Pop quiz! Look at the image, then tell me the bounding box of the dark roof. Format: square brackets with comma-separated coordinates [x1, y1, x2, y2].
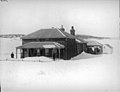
[16, 42, 65, 49]
[22, 28, 76, 39]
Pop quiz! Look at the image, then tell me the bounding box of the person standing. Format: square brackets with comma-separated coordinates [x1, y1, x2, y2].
[52, 49, 57, 61]
[11, 52, 14, 58]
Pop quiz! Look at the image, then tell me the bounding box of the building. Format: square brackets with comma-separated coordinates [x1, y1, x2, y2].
[103, 44, 113, 54]
[16, 26, 85, 60]
[84, 40, 103, 54]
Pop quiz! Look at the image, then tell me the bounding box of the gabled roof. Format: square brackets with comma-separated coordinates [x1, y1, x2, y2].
[16, 42, 65, 49]
[22, 28, 76, 39]
[86, 41, 103, 46]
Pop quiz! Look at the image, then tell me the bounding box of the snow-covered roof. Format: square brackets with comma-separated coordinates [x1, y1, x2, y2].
[86, 41, 103, 46]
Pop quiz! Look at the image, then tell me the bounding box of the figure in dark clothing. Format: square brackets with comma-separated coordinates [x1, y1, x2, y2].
[52, 49, 57, 61]
[11, 52, 14, 58]
[53, 53, 56, 61]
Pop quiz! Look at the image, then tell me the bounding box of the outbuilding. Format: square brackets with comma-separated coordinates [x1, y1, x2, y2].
[103, 44, 113, 54]
[85, 41, 103, 54]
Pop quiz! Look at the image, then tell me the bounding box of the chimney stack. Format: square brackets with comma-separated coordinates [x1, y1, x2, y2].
[70, 26, 75, 35]
[60, 25, 65, 31]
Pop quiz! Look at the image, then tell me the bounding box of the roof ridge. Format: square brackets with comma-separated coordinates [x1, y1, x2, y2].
[56, 28, 66, 37]
[22, 28, 77, 39]
[60, 30, 77, 39]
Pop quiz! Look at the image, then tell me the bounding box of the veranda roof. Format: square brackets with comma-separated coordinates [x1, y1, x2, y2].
[16, 42, 65, 49]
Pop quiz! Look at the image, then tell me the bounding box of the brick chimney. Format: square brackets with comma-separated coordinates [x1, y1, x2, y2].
[70, 26, 75, 35]
[60, 25, 65, 31]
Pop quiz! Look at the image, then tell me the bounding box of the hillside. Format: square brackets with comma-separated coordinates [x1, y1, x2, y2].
[0, 34, 25, 38]
[76, 34, 111, 39]
[0, 33, 112, 40]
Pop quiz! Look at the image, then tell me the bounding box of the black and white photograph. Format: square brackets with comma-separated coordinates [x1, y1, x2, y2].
[0, 0, 120, 92]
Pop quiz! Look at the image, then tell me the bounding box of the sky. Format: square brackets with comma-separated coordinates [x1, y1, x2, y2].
[0, 0, 119, 37]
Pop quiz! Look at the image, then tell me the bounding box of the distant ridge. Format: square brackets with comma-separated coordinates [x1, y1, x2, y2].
[0, 34, 112, 39]
[76, 34, 111, 39]
[0, 34, 25, 38]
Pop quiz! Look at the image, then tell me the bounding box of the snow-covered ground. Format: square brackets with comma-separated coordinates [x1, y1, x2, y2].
[0, 38, 22, 60]
[0, 38, 120, 92]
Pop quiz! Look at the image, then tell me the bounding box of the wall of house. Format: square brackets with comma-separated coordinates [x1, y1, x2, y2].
[77, 43, 84, 54]
[85, 45, 103, 54]
[66, 38, 77, 59]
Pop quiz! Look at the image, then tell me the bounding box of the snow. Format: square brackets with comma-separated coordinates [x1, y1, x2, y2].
[23, 56, 53, 62]
[71, 52, 102, 60]
[0, 38, 22, 60]
[103, 44, 113, 54]
[0, 38, 120, 92]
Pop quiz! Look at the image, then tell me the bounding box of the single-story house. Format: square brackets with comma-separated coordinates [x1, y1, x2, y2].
[16, 26, 85, 60]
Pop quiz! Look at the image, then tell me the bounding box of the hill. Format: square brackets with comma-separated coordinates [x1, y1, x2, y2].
[76, 34, 111, 39]
[0, 34, 25, 38]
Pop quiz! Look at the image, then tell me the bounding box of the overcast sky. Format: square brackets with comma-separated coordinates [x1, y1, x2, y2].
[0, 0, 119, 37]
